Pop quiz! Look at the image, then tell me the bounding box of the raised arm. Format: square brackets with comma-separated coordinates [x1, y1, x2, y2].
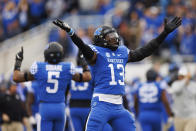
[53, 19, 97, 64]
[128, 16, 181, 62]
[13, 47, 34, 83]
[72, 53, 91, 82]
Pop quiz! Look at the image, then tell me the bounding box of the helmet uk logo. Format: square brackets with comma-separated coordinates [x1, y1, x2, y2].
[106, 52, 110, 57]
[94, 27, 102, 35]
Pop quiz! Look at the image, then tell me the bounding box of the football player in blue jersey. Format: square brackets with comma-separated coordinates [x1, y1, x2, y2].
[134, 69, 174, 131]
[67, 51, 112, 131]
[26, 81, 41, 131]
[67, 51, 94, 131]
[13, 42, 91, 131]
[53, 16, 181, 131]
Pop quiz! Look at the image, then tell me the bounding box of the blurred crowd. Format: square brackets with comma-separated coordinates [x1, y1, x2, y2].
[0, 0, 120, 42]
[47, 0, 196, 62]
[0, 0, 195, 62]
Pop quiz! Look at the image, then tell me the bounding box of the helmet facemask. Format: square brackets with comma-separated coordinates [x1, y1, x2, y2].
[93, 26, 120, 51]
[104, 32, 120, 51]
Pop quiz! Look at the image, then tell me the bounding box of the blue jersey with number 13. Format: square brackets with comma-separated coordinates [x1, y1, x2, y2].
[89, 45, 129, 95]
[70, 66, 93, 100]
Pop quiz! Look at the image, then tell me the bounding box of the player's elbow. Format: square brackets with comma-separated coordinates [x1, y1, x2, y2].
[13, 71, 21, 83]
[82, 72, 92, 82]
[13, 75, 20, 83]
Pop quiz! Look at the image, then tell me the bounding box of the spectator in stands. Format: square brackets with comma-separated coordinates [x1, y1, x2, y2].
[180, 24, 196, 59]
[111, 7, 124, 28]
[13, 0, 20, 5]
[77, 28, 92, 45]
[86, 26, 95, 40]
[45, 0, 65, 19]
[167, 66, 196, 131]
[78, 0, 97, 14]
[2, 1, 21, 38]
[0, 80, 32, 131]
[140, 7, 160, 47]
[66, 0, 79, 14]
[28, 0, 46, 27]
[165, 4, 175, 18]
[96, 0, 114, 14]
[18, 0, 29, 31]
[126, 11, 142, 50]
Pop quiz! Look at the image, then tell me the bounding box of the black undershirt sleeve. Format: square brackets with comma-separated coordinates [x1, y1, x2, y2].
[128, 31, 168, 62]
[70, 33, 95, 61]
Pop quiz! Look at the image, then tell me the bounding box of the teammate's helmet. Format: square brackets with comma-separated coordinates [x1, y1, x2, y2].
[146, 69, 158, 82]
[44, 42, 64, 64]
[93, 26, 120, 51]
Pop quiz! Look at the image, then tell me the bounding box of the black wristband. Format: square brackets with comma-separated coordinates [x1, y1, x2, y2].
[24, 72, 28, 81]
[83, 68, 90, 72]
[170, 112, 175, 117]
[14, 60, 22, 71]
[79, 73, 83, 82]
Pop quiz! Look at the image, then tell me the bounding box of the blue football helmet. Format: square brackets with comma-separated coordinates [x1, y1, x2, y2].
[93, 26, 120, 51]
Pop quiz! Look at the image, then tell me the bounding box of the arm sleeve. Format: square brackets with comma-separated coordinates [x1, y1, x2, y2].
[128, 31, 168, 62]
[167, 79, 186, 94]
[70, 33, 95, 60]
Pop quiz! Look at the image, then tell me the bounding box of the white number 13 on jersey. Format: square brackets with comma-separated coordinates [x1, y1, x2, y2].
[108, 64, 125, 85]
[46, 72, 60, 93]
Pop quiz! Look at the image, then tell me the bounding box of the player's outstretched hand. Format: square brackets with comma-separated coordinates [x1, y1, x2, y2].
[53, 19, 71, 33]
[16, 46, 23, 62]
[164, 16, 182, 34]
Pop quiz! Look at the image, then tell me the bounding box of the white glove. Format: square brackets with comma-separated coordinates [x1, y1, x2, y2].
[29, 116, 36, 125]
[167, 116, 174, 128]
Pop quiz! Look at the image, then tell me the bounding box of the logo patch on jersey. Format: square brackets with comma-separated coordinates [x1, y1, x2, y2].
[117, 54, 121, 56]
[112, 53, 115, 56]
[106, 52, 110, 57]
